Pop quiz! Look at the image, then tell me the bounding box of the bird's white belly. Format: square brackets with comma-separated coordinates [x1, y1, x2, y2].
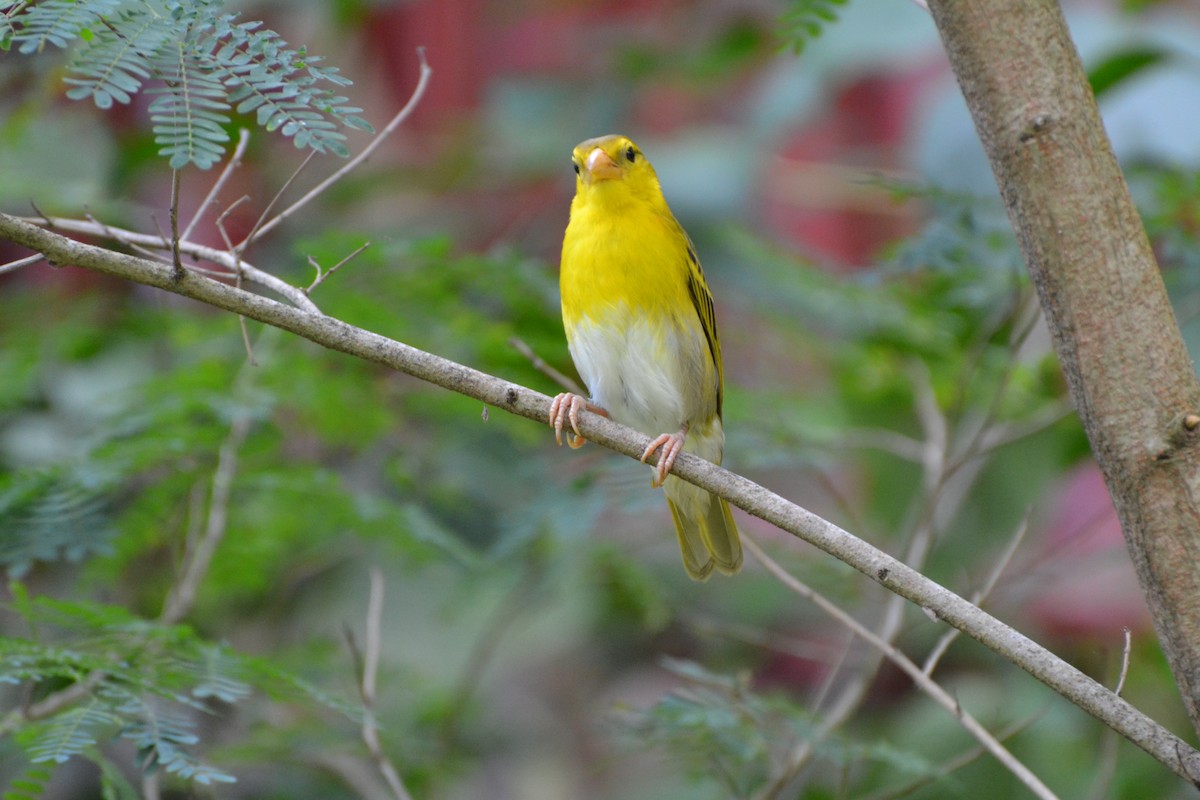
[568, 309, 706, 437]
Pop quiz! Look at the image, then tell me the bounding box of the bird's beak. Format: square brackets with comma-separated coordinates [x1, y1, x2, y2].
[583, 147, 621, 183]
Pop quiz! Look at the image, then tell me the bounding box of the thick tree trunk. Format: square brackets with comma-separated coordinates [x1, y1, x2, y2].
[927, 0, 1200, 735]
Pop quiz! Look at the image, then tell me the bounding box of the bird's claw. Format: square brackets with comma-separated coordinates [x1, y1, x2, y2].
[549, 392, 588, 449]
[641, 429, 687, 488]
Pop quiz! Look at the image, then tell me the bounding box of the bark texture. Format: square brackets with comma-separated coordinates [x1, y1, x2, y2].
[927, 0, 1200, 735]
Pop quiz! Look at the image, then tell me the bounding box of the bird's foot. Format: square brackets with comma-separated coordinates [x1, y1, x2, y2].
[549, 393, 608, 449]
[641, 425, 688, 488]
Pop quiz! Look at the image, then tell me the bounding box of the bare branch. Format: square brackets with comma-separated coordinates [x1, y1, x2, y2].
[922, 513, 1029, 676]
[23, 215, 319, 313]
[745, 536, 1059, 800]
[837, 428, 926, 462]
[778, 360, 960, 784]
[1116, 628, 1132, 698]
[1, 210, 1198, 784]
[0, 253, 43, 275]
[160, 410, 253, 624]
[352, 567, 414, 800]
[306, 241, 371, 296]
[182, 128, 251, 243]
[245, 49, 434, 246]
[216, 201, 259, 364]
[236, 150, 318, 255]
[169, 169, 184, 278]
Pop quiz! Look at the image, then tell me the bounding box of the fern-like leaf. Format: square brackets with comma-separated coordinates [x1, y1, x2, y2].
[0, 639, 98, 686]
[116, 696, 235, 785]
[1, 3, 28, 52]
[0, 466, 119, 578]
[10, 0, 123, 54]
[780, 0, 850, 55]
[7, 0, 373, 168]
[186, 644, 251, 704]
[149, 31, 232, 169]
[63, 6, 175, 109]
[26, 695, 119, 765]
[217, 26, 360, 157]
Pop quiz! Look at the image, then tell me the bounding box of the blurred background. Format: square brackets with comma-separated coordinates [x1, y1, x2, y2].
[2, 0, 1200, 797]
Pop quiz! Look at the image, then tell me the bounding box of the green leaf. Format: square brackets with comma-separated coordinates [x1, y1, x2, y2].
[0, 465, 121, 578]
[7, 0, 372, 167]
[26, 695, 119, 764]
[1088, 46, 1168, 97]
[780, 0, 850, 55]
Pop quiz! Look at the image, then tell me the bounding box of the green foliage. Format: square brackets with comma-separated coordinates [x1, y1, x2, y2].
[617, 659, 933, 797]
[1087, 46, 1168, 97]
[2, 595, 232, 783]
[0, 585, 362, 787]
[780, 0, 850, 55]
[0, 465, 119, 578]
[1, 764, 53, 800]
[6, 0, 372, 168]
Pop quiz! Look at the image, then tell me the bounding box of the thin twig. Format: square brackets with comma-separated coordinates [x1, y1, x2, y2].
[441, 562, 542, 748]
[244, 48, 433, 247]
[169, 169, 184, 279]
[216, 202, 258, 364]
[159, 411, 253, 624]
[235, 150, 318, 255]
[181, 128, 251, 243]
[774, 361, 957, 787]
[944, 292, 1045, 478]
[973, 401, 1075, 454]
[508, 336, 585, 395]
[744, 535, 1059, 800]
[24, 214, 319, 312]
[348, 568, 414, 800]
[922, 513, 1029, 676]
[838, 428, 927, 462]
[0, 253, 43, 275]
[1086, 628, 1135, 800]
[84, 211, 171, 266]
[1115, 627, 1132, 698]
[306, 241, 371, 296]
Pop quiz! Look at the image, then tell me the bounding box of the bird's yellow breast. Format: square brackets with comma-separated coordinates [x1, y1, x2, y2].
[560, 189, 691, 328]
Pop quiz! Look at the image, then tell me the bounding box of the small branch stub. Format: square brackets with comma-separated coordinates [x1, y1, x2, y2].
[1018, 113, 1053, 144]
[1156, 411, 1200, 460]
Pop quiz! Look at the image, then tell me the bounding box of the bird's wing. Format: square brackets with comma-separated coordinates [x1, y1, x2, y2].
[681, 234, 723, 417]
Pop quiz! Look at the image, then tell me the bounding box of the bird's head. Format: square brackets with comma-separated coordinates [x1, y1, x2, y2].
[570, 135, 664, 208]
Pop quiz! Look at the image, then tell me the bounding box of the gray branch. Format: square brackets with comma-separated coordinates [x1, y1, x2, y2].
[2, 210, 1197, 786]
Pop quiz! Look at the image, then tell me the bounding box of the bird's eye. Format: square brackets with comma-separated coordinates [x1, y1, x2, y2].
[626, 146, 636, 163]
[573, 161, 580, 175]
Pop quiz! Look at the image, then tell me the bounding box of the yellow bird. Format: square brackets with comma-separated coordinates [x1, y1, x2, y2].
[549, 134, 742, 581]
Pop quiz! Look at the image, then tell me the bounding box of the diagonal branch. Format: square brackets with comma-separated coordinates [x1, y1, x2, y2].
[160, 409, 253, 625]
[20, 214, 319, 313]
[0, 210, 1198, 786]
[744, 536, 1058, 800]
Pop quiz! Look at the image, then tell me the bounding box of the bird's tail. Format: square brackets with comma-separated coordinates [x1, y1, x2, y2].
[666, 488, 742, 582]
